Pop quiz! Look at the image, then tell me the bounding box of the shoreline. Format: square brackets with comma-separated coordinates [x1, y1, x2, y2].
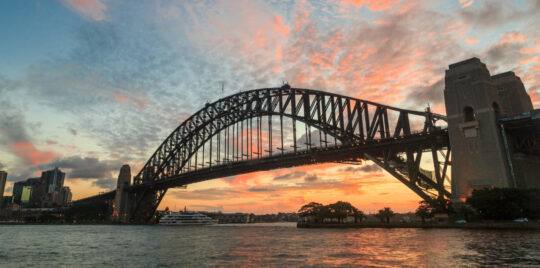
[297, 222, 540, 230]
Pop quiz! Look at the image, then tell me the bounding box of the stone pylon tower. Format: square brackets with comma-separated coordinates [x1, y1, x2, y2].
[112, 164, 131, 223]
[444, 58, 533, 202]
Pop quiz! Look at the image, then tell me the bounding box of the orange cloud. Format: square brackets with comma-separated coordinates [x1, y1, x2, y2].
[529, 89, 539, 105]
[520, 56, 538, 65]
[341, 0, 402, 11]
[114, 92, 126, 103]
[11, 142, 57, 165]
[60, 0, 107, 21]
[500, 32, 525, 44]
[275, 45, 282, 61]
[273, 16, 290, 37]
[520, 47, 535, 54]
[465, 38, 479, 44]
[461, 0, 473, 8]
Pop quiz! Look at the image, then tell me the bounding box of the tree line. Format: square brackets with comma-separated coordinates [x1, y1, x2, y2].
[415, 188, 540, 222]
[298, 201, 397, 223]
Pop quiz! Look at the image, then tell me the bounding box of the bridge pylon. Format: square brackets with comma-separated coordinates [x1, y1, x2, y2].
[444, 57, 534, 202]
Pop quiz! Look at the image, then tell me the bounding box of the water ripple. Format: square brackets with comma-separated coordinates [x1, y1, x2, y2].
[1, 224, 540, 267]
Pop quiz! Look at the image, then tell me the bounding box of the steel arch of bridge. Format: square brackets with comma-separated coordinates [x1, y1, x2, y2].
[130, 85, 451, 222]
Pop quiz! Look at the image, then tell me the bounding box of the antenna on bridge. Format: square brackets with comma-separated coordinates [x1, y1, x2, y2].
[219, 81, 225, 98]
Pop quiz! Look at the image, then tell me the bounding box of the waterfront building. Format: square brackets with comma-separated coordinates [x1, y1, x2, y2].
[12, 181, 24, 204]
[2, 196, 12, 205]
[29, 178, 48, 207]
[0, 171, 6, 210]
[218, 213, 251, 223]
[41, 167, 65, 194]
[1, 196, 12, 210]
[12, 176, 55, 207]
[59, 186, 72, 206]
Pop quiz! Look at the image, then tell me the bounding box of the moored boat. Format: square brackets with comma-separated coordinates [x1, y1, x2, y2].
[159, 211, 217, 225]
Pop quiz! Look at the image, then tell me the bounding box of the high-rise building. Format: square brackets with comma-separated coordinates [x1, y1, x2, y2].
[41, 167, 65, 194]
[29, 178, 48, 207]
[12, 177, 48, 207]
[12, 181, 25, 204]
[21, 186, 32, 205]
[0, 171, 6, 209]
[59, 186, 72, 206]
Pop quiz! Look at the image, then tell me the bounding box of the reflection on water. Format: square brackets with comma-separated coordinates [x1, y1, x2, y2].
[1, 223, 539, 267]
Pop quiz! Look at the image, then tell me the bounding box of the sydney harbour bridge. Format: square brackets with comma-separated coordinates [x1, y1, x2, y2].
[75, 58, 540, 223]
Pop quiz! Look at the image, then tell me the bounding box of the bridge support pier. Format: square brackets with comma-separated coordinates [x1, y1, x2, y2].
[112, 165, 132, 223]
[129, 188, 167, 223]
[444, 58, 534, 202]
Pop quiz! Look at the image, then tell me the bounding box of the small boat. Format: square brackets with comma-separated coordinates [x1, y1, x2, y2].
[159, 211, 217, 225]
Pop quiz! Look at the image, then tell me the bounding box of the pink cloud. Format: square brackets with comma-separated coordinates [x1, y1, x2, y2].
[520, 47, 535, 54]
[500, 32, 525, 44]
[11, 142, 57, 165]
[465, 38, 479, 44]
[114, 92, 126, 103]
[275, 45, 282, 61]
[273, 16, 290, 37]
[60, 0, 107, 21]
[461, 0, 474, 8]
[341, 0, 402, 11]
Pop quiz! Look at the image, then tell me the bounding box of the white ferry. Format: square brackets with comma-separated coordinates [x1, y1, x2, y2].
[159, 211, 217, 225]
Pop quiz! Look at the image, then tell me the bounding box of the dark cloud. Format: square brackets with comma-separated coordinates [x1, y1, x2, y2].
[485, 42, 524, 70]
[340, 164, 381, 174]
[459, 1, 511, 29]
[37, 156, 123, 179]
[0, 109, 30, 144]
[91, 178, 116, 190]
[460, 0, 540, 30]
[273, 171, 307, 181]
[247, 179, 364, 195]
[406, 78, 444, 106]
[248, 187, 276, 192]
[0, 74, 21, 95]
[304, 174, 318, 182]
[68, 128, 78, 136]
[32, 156, 124, 190]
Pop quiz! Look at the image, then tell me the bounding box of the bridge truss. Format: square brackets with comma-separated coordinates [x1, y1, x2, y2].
[129, 85, 452, 222]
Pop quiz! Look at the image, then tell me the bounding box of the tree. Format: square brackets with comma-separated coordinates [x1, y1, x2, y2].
[327, 201, 354, 223]
[376, 207, 395, 223]
[374, 211, 385, 223]
[467, 188, 540, 220]
[299, 202, 325, 222]
[353, 210, 367, 223]
[415, 201, 434, 223]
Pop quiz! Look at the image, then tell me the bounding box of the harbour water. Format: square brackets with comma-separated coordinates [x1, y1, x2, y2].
[1, 223, 540, 267]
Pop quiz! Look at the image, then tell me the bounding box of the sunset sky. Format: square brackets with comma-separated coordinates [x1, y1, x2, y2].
[0, 0, 538, 214]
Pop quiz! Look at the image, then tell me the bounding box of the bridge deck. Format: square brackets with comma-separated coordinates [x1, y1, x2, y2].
[132, 129, 449, 191]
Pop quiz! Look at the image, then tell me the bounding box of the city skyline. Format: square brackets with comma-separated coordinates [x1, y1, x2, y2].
[1, 0, 539, 214]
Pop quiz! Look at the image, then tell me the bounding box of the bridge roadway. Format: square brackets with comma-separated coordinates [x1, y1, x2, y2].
[133, 128, 449, 191]
[74, 129, 449, 205]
